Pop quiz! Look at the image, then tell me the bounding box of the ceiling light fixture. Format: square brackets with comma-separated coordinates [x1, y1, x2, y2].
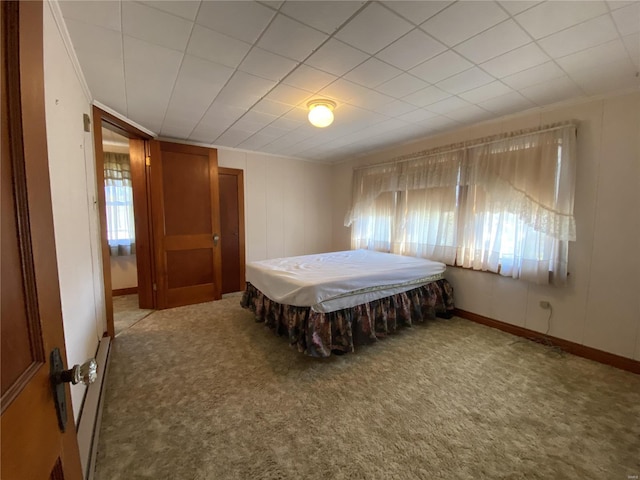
[307, 99, 336, 128]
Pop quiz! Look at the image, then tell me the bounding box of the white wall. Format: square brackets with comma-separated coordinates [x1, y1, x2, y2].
[110, 256, 138, 290]
[218, 150, 333, 262]
[332, 91, 640, 361]
[43, 2, 106, 421]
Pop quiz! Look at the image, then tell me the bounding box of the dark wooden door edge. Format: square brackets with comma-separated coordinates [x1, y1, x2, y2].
[454, 308, 640, 375]
[218, 167, 246, 292]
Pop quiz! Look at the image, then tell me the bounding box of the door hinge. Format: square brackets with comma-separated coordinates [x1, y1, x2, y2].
[145, 156, 151, 166]
[153, 283, 157, 291]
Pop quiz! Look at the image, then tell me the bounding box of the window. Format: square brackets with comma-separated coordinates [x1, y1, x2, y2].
[104, 152, 135, 256]
[347, 124, 576, 285]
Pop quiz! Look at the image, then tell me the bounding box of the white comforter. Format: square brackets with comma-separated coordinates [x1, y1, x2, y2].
[245, 249, 446, 313]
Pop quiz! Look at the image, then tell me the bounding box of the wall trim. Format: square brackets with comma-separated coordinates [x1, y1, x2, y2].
[93, 100, 156, 137]
[112, 287, 138, 297]
[455, 308, 640, 375]
[76, 336, 111, 479]
[47, 0, 92, 103]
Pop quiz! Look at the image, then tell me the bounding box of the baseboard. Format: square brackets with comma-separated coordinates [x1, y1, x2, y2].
[76, 336, 111, 479]
[454, 308, 640, 375]
[112, 287, 137, 296]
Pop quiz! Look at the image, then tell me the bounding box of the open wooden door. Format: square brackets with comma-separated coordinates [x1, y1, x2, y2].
[1, 2, 83, 479]
[149, 141, 222, 309]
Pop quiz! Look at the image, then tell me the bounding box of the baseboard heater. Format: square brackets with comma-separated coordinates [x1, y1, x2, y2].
[76, 336, 111, 479]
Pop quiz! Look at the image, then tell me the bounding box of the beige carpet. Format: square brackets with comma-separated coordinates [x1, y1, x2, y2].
[95, 297, 640, 480]
[112, 294, 153, 336]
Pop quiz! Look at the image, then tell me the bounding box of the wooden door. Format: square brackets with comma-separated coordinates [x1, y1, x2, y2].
[149, 141, 222, 309]
[1, 2, 83, 479]
[219, 168, 246, 294]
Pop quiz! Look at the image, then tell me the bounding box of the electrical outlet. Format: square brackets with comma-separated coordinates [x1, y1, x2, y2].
[539, 301, 551, 309]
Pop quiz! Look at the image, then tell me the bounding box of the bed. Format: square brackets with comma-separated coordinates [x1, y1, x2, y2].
[240, 249, 454, 357]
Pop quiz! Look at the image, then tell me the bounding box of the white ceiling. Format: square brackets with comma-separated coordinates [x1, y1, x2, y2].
[59, 0, 640, 163]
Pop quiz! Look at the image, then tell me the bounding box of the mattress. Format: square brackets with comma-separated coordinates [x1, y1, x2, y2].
[245, 249, 446, 313]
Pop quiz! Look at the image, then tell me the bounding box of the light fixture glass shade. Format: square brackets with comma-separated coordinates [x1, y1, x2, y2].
[307, 100, 336, 128]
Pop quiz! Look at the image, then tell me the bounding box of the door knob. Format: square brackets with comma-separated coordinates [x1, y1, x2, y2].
[50, 348, 97, 432]
[213, 234, 220, 246]
[54, 358, 98, 386]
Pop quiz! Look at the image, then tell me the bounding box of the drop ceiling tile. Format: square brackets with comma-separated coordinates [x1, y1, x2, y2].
[397, 108, 440, 123]
[239, 47, 299, 81]
[567, 58, 638, 94]
[478, 91, 534, 115]
[343, 57, 403, 88]
[454, 20, 530, 64]
[347, 90, 397, 109]
[124, 36, 183, 132]
[270, 115, 305, 131]
[258, 14, 328, 61]
[376, 29, 446, 70]
[607, 1, 636, 10]
[187, 25, 252, 68]
[519, 76, 583, 105]
[556, 39, 630, 74]
[421, 1, 508, 47]
[253, 98, 296, 116]
[215, 128, 255, 147]
[280, 1, 364, 34]
[538, 15, 619, 59]
[402, 86, 451, 107]
[265, 84, 313, 106]
[214, 71, 277, 109]
[436, 67, 494, 94]
[425, 96, 471, 114]
[623, 33, 639, 67]
[196, 1, 276, 44]
[376, 73, 429, 97]
[480, 43, 550, 78]
[371, 99, 418, 117]
[305, 39, 369, 76]
[459, 81, 513, 103]
[258, 124, 291, 139]
[140, 1, 200, 21]
[237, 133, 278, 151]
[59, 1, 121, 31]
[501, 61, 566, 89]
[234, 111, 279, 131]
[445, 104, 492, 123]
[498, 1, 540, 15]
[611, 2, 640, 36]
[64, 19, 127, 113]
[188, 124, 228, 144]
[283, 64, 337, 92]
[122, 2, 193, 52]
[382, 1, 452, 25]
[334, 3, 413, 54]
[162, 55, 235, 135]
[409, 50, 473, 84]
[319, 79, 373, 104]
[515, 1, 609, 40]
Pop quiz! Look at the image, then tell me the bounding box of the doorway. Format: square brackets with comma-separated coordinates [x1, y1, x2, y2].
[92, 107, 154, 338]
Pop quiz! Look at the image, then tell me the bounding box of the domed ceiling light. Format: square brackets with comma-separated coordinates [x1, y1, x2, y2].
[307, 99, 336, 128]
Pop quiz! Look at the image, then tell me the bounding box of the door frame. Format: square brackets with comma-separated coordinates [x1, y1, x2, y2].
[91, 106, 154, 338]
[219, 167, 246, 292]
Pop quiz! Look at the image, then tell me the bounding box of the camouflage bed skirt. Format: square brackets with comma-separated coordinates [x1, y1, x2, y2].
[240, 279, 454, 358]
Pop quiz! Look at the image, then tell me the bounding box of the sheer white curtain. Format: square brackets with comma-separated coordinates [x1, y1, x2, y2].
[348, 151, 462, 264]
[346, 123, 577, 285]
[104, 153, 136, 256]
[457, 126, 576, 283]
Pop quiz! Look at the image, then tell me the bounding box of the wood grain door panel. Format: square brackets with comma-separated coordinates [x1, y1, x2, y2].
[1, 2, 82, 478]
[150, 141, 222, 309]
[218, 168, 245, 294]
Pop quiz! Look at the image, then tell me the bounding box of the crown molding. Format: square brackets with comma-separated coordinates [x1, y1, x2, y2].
[46, 0, 92, 103]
